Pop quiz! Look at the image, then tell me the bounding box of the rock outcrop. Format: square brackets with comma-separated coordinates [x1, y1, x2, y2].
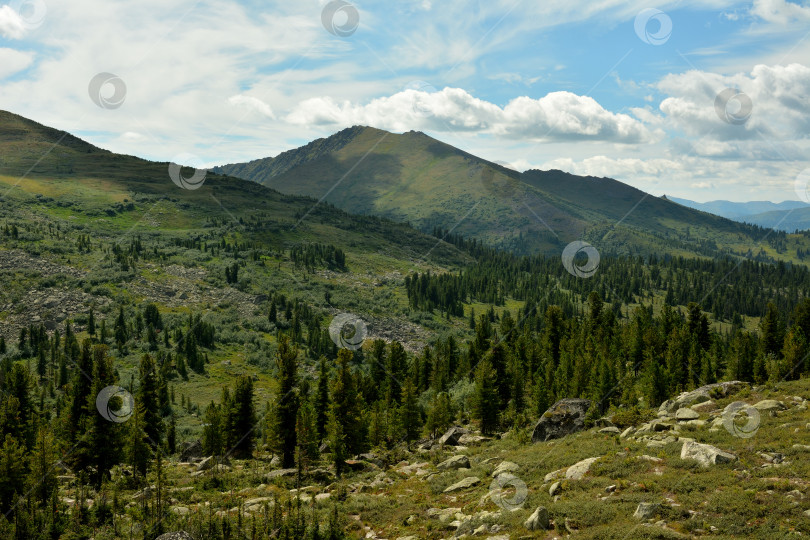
[532, 398, 592, 442]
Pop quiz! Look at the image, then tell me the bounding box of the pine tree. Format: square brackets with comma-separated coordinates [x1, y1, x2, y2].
[226, 375, 256, 459]
[330, 348, 367, 455]
[138, 354, 163, 447]
[295, 399, 319, 469]
[400, 377, 420, 445]
[87, 309, 96, 337]
[0, 434, 26, 514]
[314, 356, 330, 442]
[326, 409, 347, 477]
[274, 336, 299, 467]
[28, 427, 59, 508]
[127, 404, 151, 481]
[472, 358, 498, 435]
[202, 402, 223, 456]
[83, 345, 119, 486]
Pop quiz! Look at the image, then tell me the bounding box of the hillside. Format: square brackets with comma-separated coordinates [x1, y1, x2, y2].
[215, 127, 807, 262]
[669, 197, 810, 232]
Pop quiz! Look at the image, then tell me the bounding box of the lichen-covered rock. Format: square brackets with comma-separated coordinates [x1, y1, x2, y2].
[532, 398, 592, 442]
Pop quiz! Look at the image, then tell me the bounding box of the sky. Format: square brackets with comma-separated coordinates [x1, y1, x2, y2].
[0, 0, 809, 202]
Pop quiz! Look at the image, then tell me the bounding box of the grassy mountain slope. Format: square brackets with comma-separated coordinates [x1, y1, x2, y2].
[215, 127, 810, 262]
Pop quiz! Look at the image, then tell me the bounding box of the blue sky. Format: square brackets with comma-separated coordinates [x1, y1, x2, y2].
[0, 0, 808, 202]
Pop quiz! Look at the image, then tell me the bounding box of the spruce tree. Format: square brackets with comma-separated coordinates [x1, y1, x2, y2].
[472, 358, 498, 435]
[138, 354, 163, 447]
[314, 356, 330, 441]
[400, 377, 420, 445]
[330, 348, 367, 455]
[274, 336, 299, 467]
[226, 375, 256, 459]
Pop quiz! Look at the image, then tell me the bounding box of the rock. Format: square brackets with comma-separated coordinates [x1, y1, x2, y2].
[458, 433, 491, 445]
[266, 468, 297, 479]
[155, 533, 194, 540]
[269, 455, 281, 467]
[659, 381, 748, 414]
[605, 485, 617, 493]
[171, 506, 190, 516]
[792, 444, 810, 451]
[691, 400, 716, 412]
[637, 455, 664, 463]
[565, 456, 600, 480]
[197, 456, 230, 472]
[599, 426, 621, 434]
[344, 459, 377, 471]
[532, 398, 592, 442]
[357, 453, 385, 468]
[524, 506, 549, 530]
[633, 502, 660, 520]
[444, 476, 481, 493]
[315, 493, 331, 502]
[549, 481, 561, 496]
[620, 427, 635, 439]
[179, 440, 203, 461]
[753, 400, 786, 412]
[439, 426, 467, 446]
[680, 440, 736, 467]
[491, 461, 519, 477]
[675, 408, 700, 421]
[437, 455, 471, 470]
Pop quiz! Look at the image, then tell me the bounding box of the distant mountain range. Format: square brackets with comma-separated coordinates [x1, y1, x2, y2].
[215, 126, 803, 261]
[667, 197, 810, 232]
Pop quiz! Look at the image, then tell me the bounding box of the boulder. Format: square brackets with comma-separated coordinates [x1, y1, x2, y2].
[549, 481, 561, 496]
[439, 426, 467, 446]
[599, 426, 621, 434]
[633, 502, 660, 520]
[675, 408, 700, 421]
[532, 398, 592, 442]
[266, 468, 297, 479]
[753, 400, 786, 412]
[491, 461, 519, 477]
[680, 440, 736, 467]
[179, 440, 203, 461]
[197, 456, 230, 472]
[524, 506, 549, 530]
[155, 533, 194, 540]
[565, 456, 600, 480]
[659, 381, 748, 414]
[444, 476, 481, 493]
[437, 455, 471, 470]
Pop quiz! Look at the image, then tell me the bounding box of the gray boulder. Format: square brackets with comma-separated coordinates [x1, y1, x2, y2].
[680, 440, 736, 467]
[633, 502, 660, 520]
[437, 455, 470, 470]
[524, 506, 549, 530]
[179, 440, 203, 461]
[439, 426, 467, 446]
[443, 476, 480, 493]
[532, 398, 592, 442]
[659, 381, 748, 414]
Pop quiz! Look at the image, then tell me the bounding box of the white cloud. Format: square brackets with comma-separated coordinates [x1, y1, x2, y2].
[287, 87, 656, 144]
[750, 0, 810, 24]
[228, 95, 275, 118]
[657, 63, 810, 142]
[0, 5, 25, 39]
[0, 47, 33, 79]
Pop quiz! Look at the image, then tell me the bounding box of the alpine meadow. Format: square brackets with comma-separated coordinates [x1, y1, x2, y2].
[2, 2, 810, 540]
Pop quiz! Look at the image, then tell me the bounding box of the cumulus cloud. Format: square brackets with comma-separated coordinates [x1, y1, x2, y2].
[228, 95, 275, 119]
[750, 0, 810, 24]
[287, 87, 657, 144]
[0, 48, 33, 79]
[657, 63, 810, 142]
[0, 5, 26, 39]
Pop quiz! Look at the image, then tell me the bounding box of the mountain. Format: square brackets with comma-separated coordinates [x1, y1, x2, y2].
[216, 126, 806, 262]
[668, 196, 810, 232]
